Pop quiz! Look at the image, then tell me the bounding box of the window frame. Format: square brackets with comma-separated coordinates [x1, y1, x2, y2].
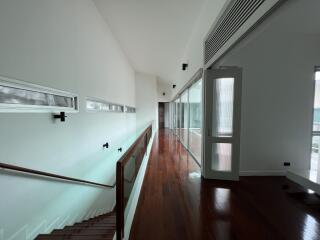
[0, 75, 78, 113]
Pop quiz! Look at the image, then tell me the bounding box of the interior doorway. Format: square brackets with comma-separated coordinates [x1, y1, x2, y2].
[203, 67, 242, 181]
[158, 102, 165, 129]
[311, 68, 320, 175]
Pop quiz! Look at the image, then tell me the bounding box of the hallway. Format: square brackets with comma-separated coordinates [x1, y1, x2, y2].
[130, 129, 320, 240]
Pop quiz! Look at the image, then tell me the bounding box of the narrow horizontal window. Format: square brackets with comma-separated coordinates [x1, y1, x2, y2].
[0, 76, 78, 112]
[124, 106, 136, 113]
[86, 98, 124, 113]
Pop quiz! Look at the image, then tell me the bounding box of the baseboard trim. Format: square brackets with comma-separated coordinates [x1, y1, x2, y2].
[240, 170, 286, 176]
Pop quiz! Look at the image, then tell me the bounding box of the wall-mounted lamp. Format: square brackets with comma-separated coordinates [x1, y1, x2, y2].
[182, 63, 188, 71]
[163, 92, 166, 96]
[172, 84, 176, 89]
[53, 112, 67, 122]
[103, 142, 109, 149]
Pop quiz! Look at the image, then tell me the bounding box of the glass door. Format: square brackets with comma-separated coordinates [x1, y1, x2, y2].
[311, 68, 320, 179]
[203, 67, 242, 180]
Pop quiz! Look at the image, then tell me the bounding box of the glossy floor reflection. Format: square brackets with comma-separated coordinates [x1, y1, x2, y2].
[130, 129, 320, 240]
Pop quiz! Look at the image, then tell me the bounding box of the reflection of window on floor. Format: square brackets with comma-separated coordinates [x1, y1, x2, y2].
[311, 68, 320, 172]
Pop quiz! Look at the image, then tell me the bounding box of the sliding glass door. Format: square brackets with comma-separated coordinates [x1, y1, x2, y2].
[188, 79, 202, 163]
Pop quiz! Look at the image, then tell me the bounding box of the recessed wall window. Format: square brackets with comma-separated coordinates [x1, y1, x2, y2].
[86, 98, 124, 113]
[0, 76, 78, 112]
[124, 106, 136, 113]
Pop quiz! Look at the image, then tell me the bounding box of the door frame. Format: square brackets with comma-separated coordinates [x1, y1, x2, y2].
[202, 66, 242, 180]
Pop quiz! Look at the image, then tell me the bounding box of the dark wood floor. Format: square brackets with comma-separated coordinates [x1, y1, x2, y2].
[130, 129, 320, 240]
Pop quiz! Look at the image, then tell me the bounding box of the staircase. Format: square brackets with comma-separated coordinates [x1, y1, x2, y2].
[35, 211, 116, 240]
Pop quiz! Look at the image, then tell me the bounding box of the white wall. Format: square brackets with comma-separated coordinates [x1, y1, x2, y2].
[172, 0, 227, 97]
[157, 79, 172, 102]
[135, 73, 158, 130]
[215, 0, 320, 175]
[0, 0, 137, 239]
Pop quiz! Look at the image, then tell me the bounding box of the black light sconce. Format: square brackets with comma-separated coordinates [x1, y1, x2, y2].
[103, 142, 109, 149]
[53, 112, 67, 122]
[162, 92, 166, 96]
[182, 63, 188, 71]
[118, 147, 122, 152]
[172, 84, 176, 89]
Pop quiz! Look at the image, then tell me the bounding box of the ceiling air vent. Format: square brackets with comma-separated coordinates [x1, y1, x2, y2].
[205, 0, 265, 65]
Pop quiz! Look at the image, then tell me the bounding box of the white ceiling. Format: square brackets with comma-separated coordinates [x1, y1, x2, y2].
[93, 0, 208, 83]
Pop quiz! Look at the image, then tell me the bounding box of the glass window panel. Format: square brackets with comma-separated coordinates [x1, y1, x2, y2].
[313, 80, 320, 131]
[212, 78, 234, 137]
[211, 143, 232, 171]
[175, 98, 180, 137]
[312, 74, 320, 172]
[86, 99, 124, 113]
[315, 71, 320, 81]
[0, 85, 74, 108]
[180, 90, 189, 147]
[188, 79, 202, 163]
[311, 136, 320, 172]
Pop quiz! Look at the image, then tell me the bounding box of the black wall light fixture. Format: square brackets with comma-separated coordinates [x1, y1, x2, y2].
[182, 63, 188, 71]
[53, 112, 67, 122]
[103, 142, 109, 149]
[163, 92, 166, 96]
[172, 84, 176, 89]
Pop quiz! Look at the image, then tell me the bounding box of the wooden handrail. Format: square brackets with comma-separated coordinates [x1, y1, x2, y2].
[0, 162, 115, 188]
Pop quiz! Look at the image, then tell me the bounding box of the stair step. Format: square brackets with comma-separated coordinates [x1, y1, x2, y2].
[35, 211, 116, 240]
[52, 229, 115, 235]
[83, 216, 115, 223]
[73, 223, 115, 227]
[36, 235, 114, 240]
[63, 226, 115, 231]
[81, 220, 115, 224]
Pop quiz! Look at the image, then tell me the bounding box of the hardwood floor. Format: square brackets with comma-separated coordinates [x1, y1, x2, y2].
[130, 129, 320, 240]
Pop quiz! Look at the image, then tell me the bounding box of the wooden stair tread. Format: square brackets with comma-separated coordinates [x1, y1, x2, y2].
[63, 226, 115, 231]
[35, 211, 116, 240]
[52, 229, 115, 235]
[36, 236, 113, 240]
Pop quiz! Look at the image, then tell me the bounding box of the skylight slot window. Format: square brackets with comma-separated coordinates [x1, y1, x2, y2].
[86, 98, 124, 113]
[124, 106, 136, 113]
[0, 76, 78, 112]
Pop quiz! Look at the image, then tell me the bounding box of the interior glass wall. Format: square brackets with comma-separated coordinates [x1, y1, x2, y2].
[172, 102, 176, 131]
[180, 90, 189, 147]
[175, 98, 180, 137]
[188, 79, 202, 163]
[170, 77, 202, 164]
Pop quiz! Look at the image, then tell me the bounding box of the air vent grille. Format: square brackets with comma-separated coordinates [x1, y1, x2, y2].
[205, 0, 265, 64]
